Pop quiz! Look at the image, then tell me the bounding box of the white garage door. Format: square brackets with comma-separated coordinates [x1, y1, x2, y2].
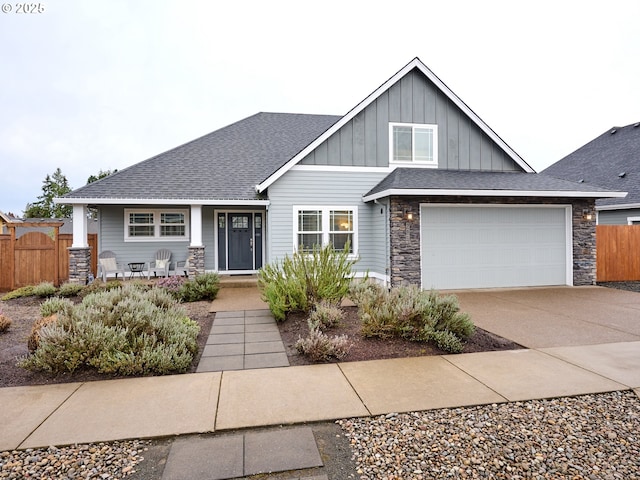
[421, 205, 570, 290]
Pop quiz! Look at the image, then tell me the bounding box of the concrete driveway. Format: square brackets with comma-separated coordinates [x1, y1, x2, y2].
[453, 286, 640, 348]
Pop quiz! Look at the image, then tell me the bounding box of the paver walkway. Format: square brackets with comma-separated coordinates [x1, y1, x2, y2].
[196, 310, 289, 372]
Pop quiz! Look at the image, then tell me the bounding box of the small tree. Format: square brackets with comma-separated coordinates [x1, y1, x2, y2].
[87, 169, 117, 184]
[24, 168, 72, 218]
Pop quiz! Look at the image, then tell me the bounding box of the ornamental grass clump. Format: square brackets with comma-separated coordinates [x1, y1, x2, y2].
[295, 319, 352, 362]
[19, 285, 200, 375]
[32, 282, 58, 298]
[356, 283, 474, 353]
[258, 243, 357, 321]
[57, 282, 85, 297]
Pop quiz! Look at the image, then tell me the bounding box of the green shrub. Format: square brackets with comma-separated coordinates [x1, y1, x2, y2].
[177, 273, 220, 302]
[308, 301, 344, 330]
[19, 285, 200, 375]
[32, 282, 58, 298]
[156, 275, 188, 298]
[57, 282, 85, 297]
[1, 285, 35, 300]
[258, 243, 357, 321]
[357, 284, 474, 353]
[40, 297, 75, 317]
[295, 321, 352, 362]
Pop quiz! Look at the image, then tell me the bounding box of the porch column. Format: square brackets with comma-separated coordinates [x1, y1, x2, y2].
[190, 205, 203, 247]
[68, 247, 91, 285]
[72, 204, 88, 248]
[69, 204, 91, 284]
[188, 246, 205, 277]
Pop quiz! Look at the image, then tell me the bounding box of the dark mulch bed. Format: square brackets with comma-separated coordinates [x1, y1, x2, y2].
[278, 306, 524, 366]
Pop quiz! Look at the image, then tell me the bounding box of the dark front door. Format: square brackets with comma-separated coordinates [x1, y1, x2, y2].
[228, 214, 253, 270]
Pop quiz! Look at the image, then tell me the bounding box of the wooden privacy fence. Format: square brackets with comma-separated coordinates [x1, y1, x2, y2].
[0, 225, 97, 291]
[596, 225, 640, 282]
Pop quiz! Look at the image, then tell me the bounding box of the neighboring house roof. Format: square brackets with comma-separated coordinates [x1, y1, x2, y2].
[61, 112, 340, 204]
[542, 122, 640, 209]
[256, 57, 534, 193]
[363, 168, 626, 202]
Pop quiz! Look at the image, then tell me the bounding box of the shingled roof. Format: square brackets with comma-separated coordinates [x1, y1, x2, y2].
[363, 168, 624, 202]
[63, 112, 340, 203]
[543, 122, 640, 207]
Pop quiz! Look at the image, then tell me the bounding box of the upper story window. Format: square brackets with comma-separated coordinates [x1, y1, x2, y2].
[390, 122, 438, 165]
[125, 208, 189, 241]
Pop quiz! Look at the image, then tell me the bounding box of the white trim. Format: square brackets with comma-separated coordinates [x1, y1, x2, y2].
[256, 57, 534, 193]
[71, 205, 88, 248]
[363, 188, 628, 203]
[291, 165, 393, 173]
[190, 205, 203, 247]
[124, 208, 190, 242]
[596, 201, 638, 211]
[419, 203, 573, 288]
[389, 122, 438, 166]
[292, 205, 359, 257]
[627, 216, 640, 225]
[55, 197, 270, 206]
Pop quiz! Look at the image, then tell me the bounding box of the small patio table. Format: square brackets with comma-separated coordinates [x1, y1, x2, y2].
[128, 262, 146, 279]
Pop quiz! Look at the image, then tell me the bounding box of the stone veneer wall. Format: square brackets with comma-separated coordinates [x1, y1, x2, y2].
[68, 247, 92, 285]
[389, 196, 597, 288]
[187, 246, 205, 277]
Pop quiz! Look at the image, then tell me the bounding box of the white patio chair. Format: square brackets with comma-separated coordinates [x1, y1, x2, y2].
[148, 248, 172, 278]
[175, 258, 190, 278]
[97, 250, 126, 282]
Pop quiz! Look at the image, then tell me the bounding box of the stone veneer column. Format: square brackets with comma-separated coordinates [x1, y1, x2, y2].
[571, 199, 597, 285]
[68, 247, 91, 285]
[389, 197, 422, 287]
[187, 246, 205, 277]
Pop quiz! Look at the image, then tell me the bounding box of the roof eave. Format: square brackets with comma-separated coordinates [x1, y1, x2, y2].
[596, 202, 640, 211]
[54, 197, 270, 207]
[256, 58, 534, 193]
[362, 189, 628, 203]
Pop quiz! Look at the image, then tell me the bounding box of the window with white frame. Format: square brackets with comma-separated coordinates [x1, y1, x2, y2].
[390, 122, 438, 164]
[295, 206, 357, 254]
[125, 209, 189, 241]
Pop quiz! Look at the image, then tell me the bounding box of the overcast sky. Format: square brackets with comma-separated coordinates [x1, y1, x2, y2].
[1, 0, 638, 216]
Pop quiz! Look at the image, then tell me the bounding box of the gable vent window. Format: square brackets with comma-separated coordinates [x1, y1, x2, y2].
[390, 123, 438, 165]
[125, 209, 189, 242]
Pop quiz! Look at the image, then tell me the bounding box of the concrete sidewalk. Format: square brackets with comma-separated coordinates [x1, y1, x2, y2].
[2, 340, 639, 451]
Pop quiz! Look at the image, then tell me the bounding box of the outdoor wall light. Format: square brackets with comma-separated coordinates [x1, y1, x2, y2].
[404, 209, 414, 221]
[583, 210, 593, 221]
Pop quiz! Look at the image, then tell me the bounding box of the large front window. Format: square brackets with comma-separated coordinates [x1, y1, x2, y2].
[390, 122, 437, 165]
[295, 206, 357, 254]
[125, 209, 188, 241]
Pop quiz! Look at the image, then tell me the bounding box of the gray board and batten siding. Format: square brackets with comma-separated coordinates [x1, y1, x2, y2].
[266, 170, 390, 280]
[299, 69, 521, 172]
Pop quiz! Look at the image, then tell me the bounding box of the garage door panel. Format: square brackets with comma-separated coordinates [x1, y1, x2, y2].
[421, 206, 568, 290]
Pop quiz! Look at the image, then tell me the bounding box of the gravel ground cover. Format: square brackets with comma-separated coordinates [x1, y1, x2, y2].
[0, 440, 149, 479]
[338, 390, 640, 480]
